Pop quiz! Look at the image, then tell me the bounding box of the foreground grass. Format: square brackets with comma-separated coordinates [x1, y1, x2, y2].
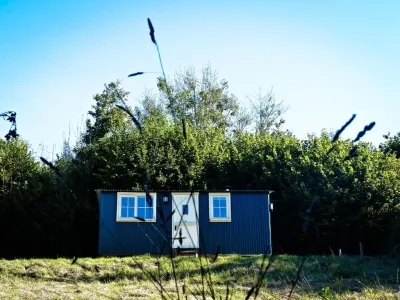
[0, 254, 399, 299]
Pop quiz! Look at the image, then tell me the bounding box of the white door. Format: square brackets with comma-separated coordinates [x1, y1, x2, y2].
[171, 193, 199, 249]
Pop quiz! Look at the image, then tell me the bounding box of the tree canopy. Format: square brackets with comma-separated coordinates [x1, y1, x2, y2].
[1, 66, 399, 258]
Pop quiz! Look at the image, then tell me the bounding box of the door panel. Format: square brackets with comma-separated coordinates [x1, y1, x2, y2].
[172, 193, 199, 248]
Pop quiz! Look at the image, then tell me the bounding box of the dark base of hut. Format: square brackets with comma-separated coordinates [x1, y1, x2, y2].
[173, 248, 199, 257]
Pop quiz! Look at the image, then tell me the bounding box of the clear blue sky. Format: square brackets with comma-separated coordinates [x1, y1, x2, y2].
[1, 0, 399, 158]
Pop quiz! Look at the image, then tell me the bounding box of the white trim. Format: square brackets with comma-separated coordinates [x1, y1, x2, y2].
[171, 192, 200, 249]
[116, 192, 157, 222]
[209, 193, 231, 222]
[171, 192, 200, 196]
[171, 192, 199, 218]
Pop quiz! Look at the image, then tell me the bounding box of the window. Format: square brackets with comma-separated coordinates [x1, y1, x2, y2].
[121, 196, 135, 218]
[209, 193, 231, 222]
[137, 196, 154, 219]
[117, 192, 157, 222]
[182, 204, 189, 215]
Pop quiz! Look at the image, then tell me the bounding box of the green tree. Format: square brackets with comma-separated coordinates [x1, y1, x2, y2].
[248, 89, 287, 133]
[380, 132, 400, 158]
[157, 65, 239, 131]
[83, 81, 132, 145]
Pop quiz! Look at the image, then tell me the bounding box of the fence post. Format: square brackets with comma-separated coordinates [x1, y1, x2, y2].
[359, 242, 364, 256]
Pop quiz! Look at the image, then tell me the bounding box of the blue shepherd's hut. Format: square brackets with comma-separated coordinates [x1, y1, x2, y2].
[96, 189, 273, 255]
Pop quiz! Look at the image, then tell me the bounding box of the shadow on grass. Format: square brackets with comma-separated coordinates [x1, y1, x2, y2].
[4, 254, 399, 297]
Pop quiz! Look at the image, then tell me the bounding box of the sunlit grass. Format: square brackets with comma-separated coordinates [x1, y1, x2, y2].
[0, 255, 399, 299]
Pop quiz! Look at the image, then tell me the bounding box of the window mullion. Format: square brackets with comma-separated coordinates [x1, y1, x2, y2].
[135, 200, 137, 217]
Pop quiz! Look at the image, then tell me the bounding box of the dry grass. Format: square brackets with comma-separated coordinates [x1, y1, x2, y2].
[0, 255, 400, 299]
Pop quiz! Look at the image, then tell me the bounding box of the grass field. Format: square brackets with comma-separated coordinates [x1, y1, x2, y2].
[0, 254, 399, 299]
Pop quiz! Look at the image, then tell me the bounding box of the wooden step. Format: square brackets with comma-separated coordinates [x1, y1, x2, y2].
[174, 248, 199, 257]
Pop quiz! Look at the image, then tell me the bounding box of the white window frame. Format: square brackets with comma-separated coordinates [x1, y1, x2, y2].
[116, 192, 157, 222]
[209, 193, 231, 222]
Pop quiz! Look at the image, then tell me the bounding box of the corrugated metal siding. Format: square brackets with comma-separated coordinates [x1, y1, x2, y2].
[99, 192, 172, 255]
[99, 191, 271, 255]
[198, 192, 271, 255]
[96, 189, 273, 193]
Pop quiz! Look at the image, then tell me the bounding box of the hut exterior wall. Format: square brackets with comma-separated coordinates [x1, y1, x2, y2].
[98, 191, 271, 255]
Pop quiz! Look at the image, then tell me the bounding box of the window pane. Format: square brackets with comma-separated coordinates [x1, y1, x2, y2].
[213, 198, 219, 208]
[127, 207, 134, 218]
[146, 196, 153, 207]
[220, 198, 226, 208]
[121, 207, 128, 218]
[220, 208, 227, 218]
[137, 207, 145, 219]
[121, 197, 128, 207]
[213, 207, 220, 218]
[145, 207, 153, 219]
[128, 197, 135, 207]
[182, 205, 189, 215]
[138, 196, 145, 207]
